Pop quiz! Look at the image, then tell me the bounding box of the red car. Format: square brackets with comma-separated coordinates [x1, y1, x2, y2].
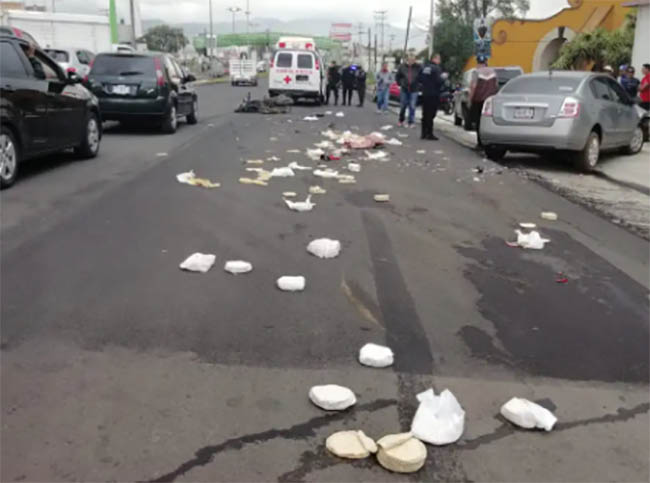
[389, 81, 400, 101]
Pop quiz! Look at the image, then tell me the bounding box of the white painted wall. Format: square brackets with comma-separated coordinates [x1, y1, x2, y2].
[631, 5, 649, 74]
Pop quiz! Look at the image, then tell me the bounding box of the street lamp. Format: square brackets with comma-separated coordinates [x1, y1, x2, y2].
[227, 6, 242, 34]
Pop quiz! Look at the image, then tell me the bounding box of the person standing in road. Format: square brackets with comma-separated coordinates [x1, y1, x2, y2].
[341, 64, 356, 106]
[375, 62, 393, 114]
[395, 54, 421, 128]
[468, 54, 498, 145]
[356, 66, 367, 107]
[620, 66, 640, 100]
[639, 64, 650, 111]
[418, 53, 443, 140]
[325, 60, 341, 106]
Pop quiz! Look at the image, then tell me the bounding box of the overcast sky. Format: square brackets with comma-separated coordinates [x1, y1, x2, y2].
[37, 0, 569, 26]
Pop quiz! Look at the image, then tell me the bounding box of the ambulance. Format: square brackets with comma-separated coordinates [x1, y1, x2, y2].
[269, 36, 324, 104]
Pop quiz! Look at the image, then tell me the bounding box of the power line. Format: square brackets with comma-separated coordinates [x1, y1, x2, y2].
[374, 10, 387, 58]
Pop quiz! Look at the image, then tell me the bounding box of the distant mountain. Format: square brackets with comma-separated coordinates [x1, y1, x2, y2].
[141, 17, 425, 50]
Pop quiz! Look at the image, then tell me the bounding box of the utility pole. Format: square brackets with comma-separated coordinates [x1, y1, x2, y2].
[388, 33, 395, 54]
[129, 0, 137, 45]
[403, 6, 412, 57]
[428, 0, 435, 58]
[357, 22, 364, 57]
[373, 10, 387, 58]
[374, 33, 377, 73]
[245, 0, 250, 34]
[367, 27, 371, 72]
[208, 0, 214, 57]
[227, 6, 242, 34]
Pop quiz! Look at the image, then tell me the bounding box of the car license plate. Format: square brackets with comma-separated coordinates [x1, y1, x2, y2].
[112, 84, 130, 95]
[296, 75, 309, 82]
[514, 107, 534, 119]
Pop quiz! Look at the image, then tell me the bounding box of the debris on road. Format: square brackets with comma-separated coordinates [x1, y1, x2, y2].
[224, 260, 253, 274]
[287, 149, 301, 153]
[338, 174, 356, 184]
[235, 94, 293, 114]
[380, 125, 393, 131]
[376, 433, 427, 473]
[267, 156, 281, 161]
[500, 397, 557, 431]
[416, 150, 426, 154]
[473, 177, 482, 182]
[307, 148, 326, 160]
[374, 194, 390, 202]
[515, 230, 550, 250]
[288, 161, 312, 171]
[239, 177, 268, 186]
[309, 185, 327, 195]
[365, 151, 388, 161]
[303, 116, 319, 121]
[359, 343, 394, 368]
[411, 389, 465, 445]
[327, 430, 377, 459]
[556, 273, 569, 284]
[277, 276, 306, 292]
[307, 238, 341, 259]
[519, 223, 536, 229]
[473, 166, 484, 174]
[315, 140, 334, 149]
[309, 384, 357, 410]
[348, 163, 361, 172]
[283, 192, 297, 198]
[156, 152, 168, 157]
[271, 167, 295, 178]
[285, 195, 315, 212]
[336, 111, 345, 117]
[246, 159, 264, 165]
[176, 170, 220, 188]
[321, 129, 339, 140]
[397, 133, 409, 138]
[179, 253, 216, 273]
[386, 138, 403, 146]
[314, 169, 339, 179]
[541, 211, 558, 221]
[325, 110, 333, 115]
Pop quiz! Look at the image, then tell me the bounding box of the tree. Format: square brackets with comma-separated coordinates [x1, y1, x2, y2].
[437, 0, 530, 27]
[138, 25, 188, 54]
[552, 14, 635, 72]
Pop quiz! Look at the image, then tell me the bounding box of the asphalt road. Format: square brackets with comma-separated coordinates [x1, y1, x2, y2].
[1, 82, 649, 482]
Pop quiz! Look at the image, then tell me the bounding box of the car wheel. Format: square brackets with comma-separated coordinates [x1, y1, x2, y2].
[574, 131, 600, 172]
[624, 125, 644, 155]
[0, 127, 19, 189]
[161, 104, 178, 134]
[454, 114, 462, 126]
[485, 146, 506, 161]
[186, 98, 199, 125]
[74, 112, 101, 159]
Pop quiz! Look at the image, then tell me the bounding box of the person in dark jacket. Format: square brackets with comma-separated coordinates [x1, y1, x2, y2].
[395, 54, 421, 127]
[620, 66, 640, 100]
[341, 64, 357, 106]
[356, 66, 367, 107]
[418, 53, 443, 140]
[325, 61, 341, 105]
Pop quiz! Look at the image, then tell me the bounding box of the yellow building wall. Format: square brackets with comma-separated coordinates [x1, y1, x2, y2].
[464, 0, 633, 73]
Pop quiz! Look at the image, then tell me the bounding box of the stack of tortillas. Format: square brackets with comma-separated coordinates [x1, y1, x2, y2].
[376, 433, 427, 473]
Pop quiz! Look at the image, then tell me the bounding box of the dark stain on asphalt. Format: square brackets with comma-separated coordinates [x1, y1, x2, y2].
[146, 398, 397, 483]
[277, 445, 375, 482]
[362, 210, 434, 375]
[458, 402, 650, 451]
[457, 232, 649, 383]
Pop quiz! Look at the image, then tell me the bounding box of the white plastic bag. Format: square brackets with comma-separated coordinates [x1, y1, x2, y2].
[500, 397, 557, 431]
[335, 111, 345, 117]
[285, 195, 315, 212]
[380, 125, 393, 131]
[309, 185, 327, 194]
[303, 116, 319, 121]
[374, 194, 390, 202]
[307, 238, 341, 259]
[224, 260, 253, 274]
[365, 150, 388, 160]
[271, 167, 295, 178]
[176, 170, 196, 184]
[386, 138, 403, 146]
[179, 253, 216, 273]
[309, 384, 356, 410]
[348, 163, 361, 172]
[306, 148, 325, 160]
[288, 161, 312, 171]
[326, 430, 377, 459]
[410, 389, 465, 445]
[515, 230, 550, 250]
[541, 211, 558, 221]
[314, 169, 339, 179]
[359, 343, 394, 368]
[277, 276, 306, 291]
[315, 140, 334, 149]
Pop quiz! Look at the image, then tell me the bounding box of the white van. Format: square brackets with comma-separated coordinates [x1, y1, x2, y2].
[269, 37, 323, 103]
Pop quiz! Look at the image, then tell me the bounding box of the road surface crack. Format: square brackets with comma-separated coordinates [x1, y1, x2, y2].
[146, 398, 397, 482]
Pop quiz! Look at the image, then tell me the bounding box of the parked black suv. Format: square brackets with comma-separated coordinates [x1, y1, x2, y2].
[85, 52, 198, 133]
[0, 35, 101, 189]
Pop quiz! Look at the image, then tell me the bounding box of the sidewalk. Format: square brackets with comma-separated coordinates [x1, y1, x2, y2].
[388, 102, 650, 238]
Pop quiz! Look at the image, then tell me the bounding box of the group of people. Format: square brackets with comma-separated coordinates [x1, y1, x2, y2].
[325, 62, 367, 107]
[619, 63, 650, 111]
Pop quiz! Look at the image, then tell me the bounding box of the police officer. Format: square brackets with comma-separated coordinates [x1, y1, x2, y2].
[356, 66, 367, 107]
[418, 53, 443, 140]
[325, 60, 341, 105]
[341, 64, 357, 106]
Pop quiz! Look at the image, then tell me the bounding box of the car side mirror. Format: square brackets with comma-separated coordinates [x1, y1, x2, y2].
[67, 70, 82, 83]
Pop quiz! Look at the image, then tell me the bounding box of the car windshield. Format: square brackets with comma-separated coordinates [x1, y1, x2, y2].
[45, 50, 69, 63]
[91, 55, 155, 77]
[501, 76, 581, 94]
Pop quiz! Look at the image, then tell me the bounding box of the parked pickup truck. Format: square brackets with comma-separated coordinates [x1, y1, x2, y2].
[229, 59, 257, 86]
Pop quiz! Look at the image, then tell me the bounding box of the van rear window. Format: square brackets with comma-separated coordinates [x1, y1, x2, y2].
[297, 54, 313, 69]
[91, 55, 155, 77]
[276, 53, 292, 68]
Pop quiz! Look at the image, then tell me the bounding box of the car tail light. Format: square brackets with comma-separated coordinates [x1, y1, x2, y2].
[83, 58, 94, 83]
[278, 42, 286, 48]
[11, 27, 23, 38]
[482, 96, 494, 117]
[315, 58, 320, 70]
[154, 57, 164, 86]
[67, 67, 76, 73]
[558, 97, 580, 118]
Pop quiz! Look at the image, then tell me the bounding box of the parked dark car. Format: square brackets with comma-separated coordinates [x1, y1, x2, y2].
[0, 34, 101, 189]
[85, 52, 198, 133]
[454, 66, 523, 130]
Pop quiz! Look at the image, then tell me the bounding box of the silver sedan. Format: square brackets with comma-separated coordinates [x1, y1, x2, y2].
[479, 71, 646, 171]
